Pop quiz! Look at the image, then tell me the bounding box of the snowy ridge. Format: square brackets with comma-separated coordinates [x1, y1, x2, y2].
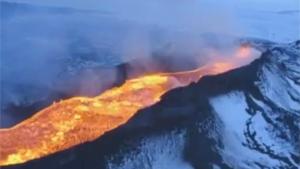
[257, 42, 300, 113]
[209, 41, 300, 169]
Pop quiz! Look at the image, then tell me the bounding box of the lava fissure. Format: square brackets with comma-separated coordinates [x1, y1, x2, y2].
[0, 46, 255, 166]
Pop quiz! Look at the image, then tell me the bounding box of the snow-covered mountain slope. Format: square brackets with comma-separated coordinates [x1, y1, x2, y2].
[4, 40, 299, 169]
[207, 40, 300, 168]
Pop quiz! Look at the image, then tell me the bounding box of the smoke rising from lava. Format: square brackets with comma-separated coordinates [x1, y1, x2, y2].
[1, 0, 254, 127]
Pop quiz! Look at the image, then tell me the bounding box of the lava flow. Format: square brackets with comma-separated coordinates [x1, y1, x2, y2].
[0, 46, 255, 166]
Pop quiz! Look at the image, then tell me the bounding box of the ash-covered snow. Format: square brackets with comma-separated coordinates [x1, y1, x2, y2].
[206, 41, 300, 169]
[106, 130, 193, 169]
[210, 91, 297, 168]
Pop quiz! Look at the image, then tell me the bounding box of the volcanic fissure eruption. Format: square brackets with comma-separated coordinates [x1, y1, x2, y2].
[0, 45, 256, 166]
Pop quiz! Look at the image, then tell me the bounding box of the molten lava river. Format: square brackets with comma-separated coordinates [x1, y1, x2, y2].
[0, 46, 255, 166]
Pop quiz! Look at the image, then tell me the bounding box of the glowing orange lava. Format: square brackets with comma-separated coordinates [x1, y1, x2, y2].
[0, 46, 255, 166]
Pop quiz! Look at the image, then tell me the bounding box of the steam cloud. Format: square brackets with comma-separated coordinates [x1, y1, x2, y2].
[1, 0, 249, 127]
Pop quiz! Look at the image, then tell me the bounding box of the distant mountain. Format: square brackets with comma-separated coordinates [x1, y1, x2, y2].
[3, 40, 299, 169]
[277, 10, 300, 15]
